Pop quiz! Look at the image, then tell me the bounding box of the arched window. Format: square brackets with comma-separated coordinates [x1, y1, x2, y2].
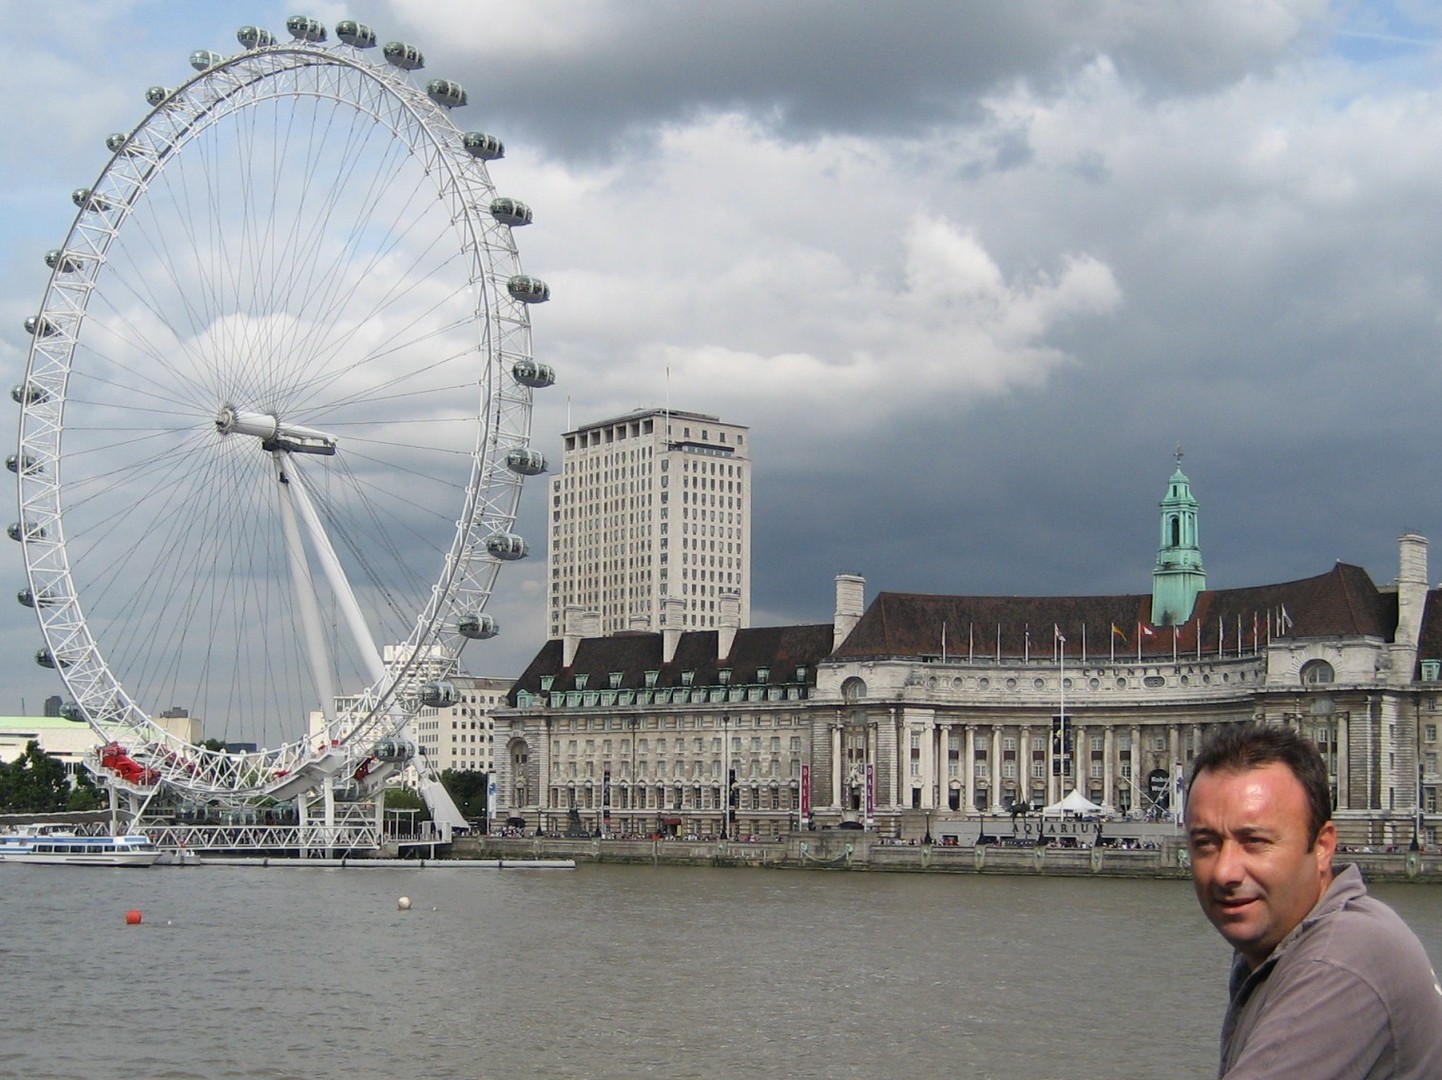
[1300, 659, 1335, 685]
[841, 676, 867, 701]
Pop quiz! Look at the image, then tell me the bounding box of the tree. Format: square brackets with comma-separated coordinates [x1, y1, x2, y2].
[0, 740, 75, 814]
[441, 769, 489, 820]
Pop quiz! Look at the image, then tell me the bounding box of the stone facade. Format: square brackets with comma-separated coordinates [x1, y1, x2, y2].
[498, 457, 1442, 847]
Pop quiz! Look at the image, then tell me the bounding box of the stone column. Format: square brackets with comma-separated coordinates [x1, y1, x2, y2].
[965, 725, 977, 812]
[991, 726, 1003, 811]
[1104, 725, 1116, 810]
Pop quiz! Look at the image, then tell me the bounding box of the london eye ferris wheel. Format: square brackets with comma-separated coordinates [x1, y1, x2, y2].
[11, 16, 554, 820]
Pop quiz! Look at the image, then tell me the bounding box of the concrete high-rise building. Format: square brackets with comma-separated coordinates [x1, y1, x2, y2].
[547, 408, 751, 639]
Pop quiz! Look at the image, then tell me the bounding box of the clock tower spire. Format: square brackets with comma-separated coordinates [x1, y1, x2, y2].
[1151, 446, 1205, 627]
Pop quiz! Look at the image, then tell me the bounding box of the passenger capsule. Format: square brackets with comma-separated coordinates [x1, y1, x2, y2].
[511, 359, 555, 389]
[60, 700, 84, 722]
[419, 680, 457, 708]
[237, 25, 277, 48]
[71, 188, 112, 213]
[462, 132, 503, 160]
[12, 382, 50, 404]
[335, 20, 377, 47]
[105, 133, 133, 155]
[145, 86, 172, 107]
[490, 197, 533, 227]
[373, 737, 415, 762]
[44, 250, 82, 274]
[505, 447, 546, 475]
[35, 648, 68, 670]
[286, 16, 327, 42]
[25, 315, 57, 338]
[383, 41, 424, 70]
[485, 532, 529, 561]
[458, 613, 499, 639]
[7, 522, 45, 542]
[426, 79, 467, 108]
[506, 275, 550, 304]
[190, 50, 224, 72]
[6, 455, 39, 476]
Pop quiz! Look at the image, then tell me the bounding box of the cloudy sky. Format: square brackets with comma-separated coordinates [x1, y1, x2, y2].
[3, 1, 1441, 720]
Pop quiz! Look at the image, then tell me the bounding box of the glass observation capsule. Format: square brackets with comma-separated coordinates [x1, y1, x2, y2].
[419, 680, 457, 708]
[286, 16, 327, 42]
[511, 359, 555, 388]
[506, 275, 550, 304]
[505, 448, 546, 475]
[485, 532, 529, 560]
[237, 25, 276, 47]
[335, 20, 377, 47]
[490, 197, 533, 227]
[426, 79, 467, 109]
[458, 613, 499, 639]
[383, 41, 424, 70]
[462, 132, 504, 160]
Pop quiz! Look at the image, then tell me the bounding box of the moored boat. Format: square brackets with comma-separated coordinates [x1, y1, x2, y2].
[0, 830, 162, 867]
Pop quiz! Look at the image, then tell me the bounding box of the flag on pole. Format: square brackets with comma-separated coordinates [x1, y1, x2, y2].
[1279, 605, 1293, 634]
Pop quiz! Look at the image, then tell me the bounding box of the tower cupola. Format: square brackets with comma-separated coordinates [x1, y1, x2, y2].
[1151, 448, 1205, 626]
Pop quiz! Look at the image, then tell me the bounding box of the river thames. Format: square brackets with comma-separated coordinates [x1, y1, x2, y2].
[4, 862, 1440, 1080]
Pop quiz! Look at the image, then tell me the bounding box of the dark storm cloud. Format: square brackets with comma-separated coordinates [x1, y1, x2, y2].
[391, 1, 1322, 158]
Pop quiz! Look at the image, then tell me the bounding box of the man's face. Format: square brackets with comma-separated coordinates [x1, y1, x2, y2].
[1186, 762, 1335, 969]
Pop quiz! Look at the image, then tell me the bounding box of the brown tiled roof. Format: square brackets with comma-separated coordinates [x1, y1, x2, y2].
[508, 623, 836, 703]
[832, 563, 1394, 661]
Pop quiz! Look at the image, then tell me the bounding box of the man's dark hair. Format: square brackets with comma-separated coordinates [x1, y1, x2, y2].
[1187, 722, 1333, 845]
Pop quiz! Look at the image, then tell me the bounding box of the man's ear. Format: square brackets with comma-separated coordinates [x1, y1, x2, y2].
[1314, 819, 1337, 869]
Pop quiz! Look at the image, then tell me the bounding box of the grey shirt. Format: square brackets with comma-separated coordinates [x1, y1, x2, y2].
[1219, 864, 1442, 1078]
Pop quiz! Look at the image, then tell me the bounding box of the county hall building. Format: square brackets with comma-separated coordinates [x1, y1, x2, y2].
[495, 461, 1442, 848]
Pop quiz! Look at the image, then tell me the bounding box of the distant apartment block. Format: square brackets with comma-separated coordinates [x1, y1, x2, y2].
[547, 408, 751, 639]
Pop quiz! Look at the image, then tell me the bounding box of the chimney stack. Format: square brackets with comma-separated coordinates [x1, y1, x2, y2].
[562, 604, 591, 668]
[662, 596, 686, 664]
[718, 591, 741, 660]
[834, 573, 865, 650]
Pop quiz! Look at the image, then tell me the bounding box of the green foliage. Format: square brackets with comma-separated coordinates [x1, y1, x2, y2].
[383, 786, 426, 811]
[0, 740, 81, 814]
[441, 769, 489, 820]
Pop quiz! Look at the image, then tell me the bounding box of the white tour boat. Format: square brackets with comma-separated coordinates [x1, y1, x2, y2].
[0, 830, 162, 867]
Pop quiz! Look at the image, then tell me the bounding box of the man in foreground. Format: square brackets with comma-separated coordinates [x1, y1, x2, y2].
[1185, 722, 1442, 1078]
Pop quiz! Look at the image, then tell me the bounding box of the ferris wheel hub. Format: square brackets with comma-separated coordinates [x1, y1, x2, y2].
[216, 404, 337, 455]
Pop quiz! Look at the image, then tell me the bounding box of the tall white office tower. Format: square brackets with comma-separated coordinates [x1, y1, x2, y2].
[547, 408, 751, 639]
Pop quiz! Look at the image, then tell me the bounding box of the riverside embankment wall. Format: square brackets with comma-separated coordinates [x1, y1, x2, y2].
[450, 833, 1442, 883]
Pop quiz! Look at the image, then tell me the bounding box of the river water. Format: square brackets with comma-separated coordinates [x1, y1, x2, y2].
[3, 862, 1440, 1080]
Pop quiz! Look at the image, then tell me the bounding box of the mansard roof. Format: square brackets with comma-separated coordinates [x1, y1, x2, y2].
[831, 562, 1395, 661]
[1413, 590, 1442, 673]
[508, 623, 836, 703]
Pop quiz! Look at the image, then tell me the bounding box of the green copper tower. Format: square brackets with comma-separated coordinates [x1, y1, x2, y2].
[1152, 448, 1205, 627]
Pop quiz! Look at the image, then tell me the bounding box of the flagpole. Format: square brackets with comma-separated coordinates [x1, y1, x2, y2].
[1136, 622, 1142, 663]
[1058, 627, 1067, 801]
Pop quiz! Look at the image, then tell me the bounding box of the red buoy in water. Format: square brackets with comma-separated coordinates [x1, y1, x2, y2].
[125, 909, 142, 925]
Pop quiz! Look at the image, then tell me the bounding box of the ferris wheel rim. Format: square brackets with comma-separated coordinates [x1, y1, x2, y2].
[14, 30, 544, 798]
